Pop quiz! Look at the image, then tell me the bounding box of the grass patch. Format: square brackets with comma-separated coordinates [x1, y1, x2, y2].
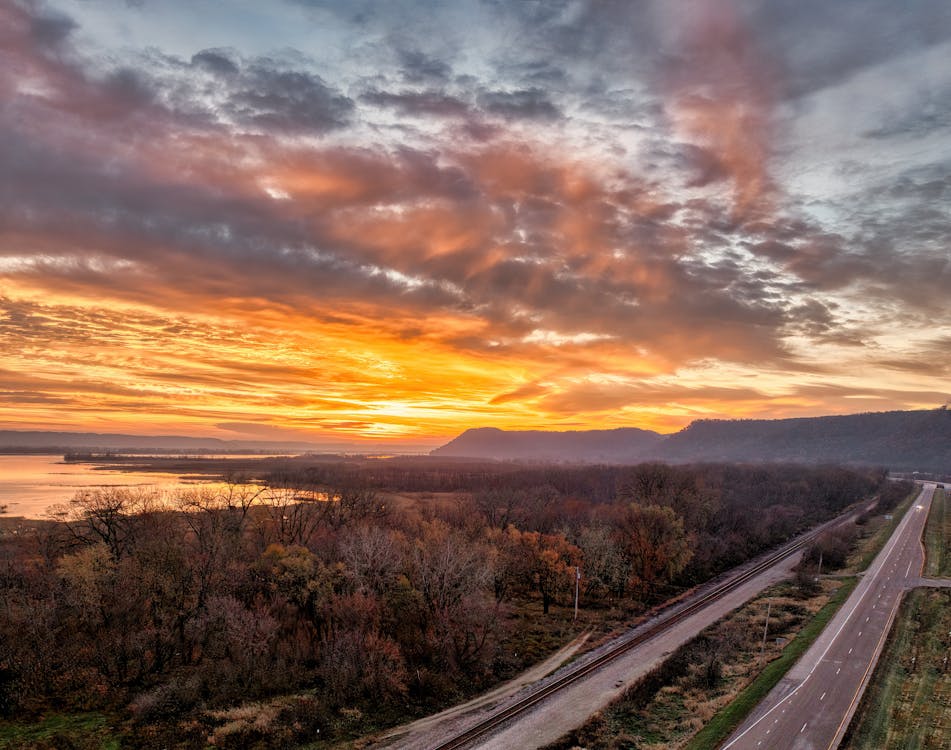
[683, 576, 857, 750]
[842, 588, 951, 749]
[924, 488, 949, 577]
[0, 713, 119, 750]
[847, 488, 919, 574]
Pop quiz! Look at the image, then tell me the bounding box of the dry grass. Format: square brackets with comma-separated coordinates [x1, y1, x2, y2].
[207, 702, 282, 745]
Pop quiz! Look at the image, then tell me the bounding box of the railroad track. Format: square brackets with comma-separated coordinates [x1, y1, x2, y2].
[432, 502, 874, 750]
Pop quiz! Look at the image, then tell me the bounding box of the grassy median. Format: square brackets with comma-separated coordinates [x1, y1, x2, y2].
[842, 588, 951, 749]
[924, 487, 949, 577]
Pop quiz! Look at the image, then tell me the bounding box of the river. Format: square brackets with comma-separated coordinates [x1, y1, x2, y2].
[0, 455, 269, 519]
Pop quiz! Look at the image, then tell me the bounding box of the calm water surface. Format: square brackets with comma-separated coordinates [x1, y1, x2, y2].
[0, 455, 264, 519]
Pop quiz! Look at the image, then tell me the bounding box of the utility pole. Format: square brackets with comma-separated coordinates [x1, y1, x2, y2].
[817, 550, 823, 580]
[574, 566, 580, 621]
[760, 598, 772, 661]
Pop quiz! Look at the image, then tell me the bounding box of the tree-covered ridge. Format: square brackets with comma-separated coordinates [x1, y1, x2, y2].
[431, 426, 664, 462]
[434, 407, 951, 471]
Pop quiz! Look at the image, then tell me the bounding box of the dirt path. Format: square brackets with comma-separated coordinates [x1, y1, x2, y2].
[372, 631, 592, 747]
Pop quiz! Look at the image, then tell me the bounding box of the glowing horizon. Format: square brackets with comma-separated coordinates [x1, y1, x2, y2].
[2, 0, 950, 445]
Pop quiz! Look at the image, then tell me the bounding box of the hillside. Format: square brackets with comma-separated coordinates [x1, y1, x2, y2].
[430, 426, 665, 462]
[654, 407, 951, 470]
[432, 408, 951, 471]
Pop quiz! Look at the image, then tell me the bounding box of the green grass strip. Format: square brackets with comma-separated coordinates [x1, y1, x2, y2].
[843, 589, 951, 749]
[684, 576, 858, 750]
[0, 712, 119, 750]
[924, 488, 948, 577]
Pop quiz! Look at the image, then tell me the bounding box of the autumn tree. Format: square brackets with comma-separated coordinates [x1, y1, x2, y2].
[516, 530, 581, 614]
[619, 463, 721, 532]
[576, 523, 628, 598]
[175, 488, 252, 611]
[615, 503, 691, 598]
[255, 487, 326, 548]
[320, 629, 408, 706]
[485, 525, 531, 603]
[252, 543, 349, 645]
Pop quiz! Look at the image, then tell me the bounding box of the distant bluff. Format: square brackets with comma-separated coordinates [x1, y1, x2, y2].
[431, 426, 664, 463]
[431, 407, 951, 471]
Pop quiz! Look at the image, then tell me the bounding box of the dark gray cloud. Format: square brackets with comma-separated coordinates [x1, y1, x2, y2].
[397, 48, 451, 82]
[225, 61, 354, 133]
[479, 0, 656, 72]
[360, 88, 471, 118]
[191, 48, 239, 76]
[749, 0, 951, 100]
[863, 87, 951, 141]
[882, 173, 951, 202]
[28, 5, 76, 49]
[678, 143, 732, 187]
[292, 0, 951, 112]
[67, 43, 358, 135]
[99, 67, 157, 114]
[500, 60, 568, 87]
[476, 87, 562, 121]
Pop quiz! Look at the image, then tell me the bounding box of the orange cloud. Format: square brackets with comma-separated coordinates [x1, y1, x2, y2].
[661, 0, 778, 220]
[2, 0, 948, 444]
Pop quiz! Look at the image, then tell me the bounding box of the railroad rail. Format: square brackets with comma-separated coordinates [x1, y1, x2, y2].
[431, 501, 874, 750]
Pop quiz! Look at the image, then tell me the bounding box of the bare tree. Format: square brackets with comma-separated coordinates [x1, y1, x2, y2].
[256, 487, 327, 548]
[54, 488, 161, 560]
[341, 526, 404, 596]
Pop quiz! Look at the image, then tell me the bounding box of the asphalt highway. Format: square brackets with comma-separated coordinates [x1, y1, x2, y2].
[723, 483, 936, 750]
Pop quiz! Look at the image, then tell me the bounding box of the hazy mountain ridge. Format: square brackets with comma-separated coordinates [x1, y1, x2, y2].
[431, 426, 665, 462]
[433, 408, 951, 470]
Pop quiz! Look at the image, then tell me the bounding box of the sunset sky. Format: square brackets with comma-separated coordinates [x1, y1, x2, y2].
[2, 0, 950, 447]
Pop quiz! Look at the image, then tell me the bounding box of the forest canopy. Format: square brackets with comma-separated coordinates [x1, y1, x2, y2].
[0, 462, 905, 748]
